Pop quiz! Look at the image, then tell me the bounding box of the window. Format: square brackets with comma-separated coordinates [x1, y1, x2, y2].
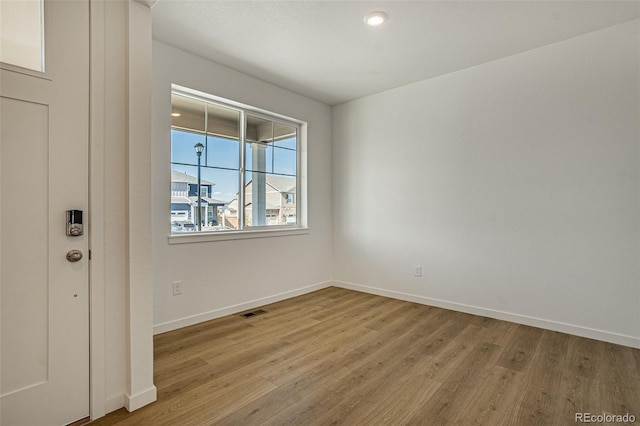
[170, 86, 305, 236]
[0, 0, 44, 72]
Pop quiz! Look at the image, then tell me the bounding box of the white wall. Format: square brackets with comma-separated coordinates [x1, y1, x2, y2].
[332, 20, 640, 347]
[152, 41, 333, 332]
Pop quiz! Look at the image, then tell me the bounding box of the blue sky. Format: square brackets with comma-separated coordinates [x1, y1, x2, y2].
[171, 129, 296, 202]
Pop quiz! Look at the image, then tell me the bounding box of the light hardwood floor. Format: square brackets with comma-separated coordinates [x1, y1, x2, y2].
[90, 287, 640, 425]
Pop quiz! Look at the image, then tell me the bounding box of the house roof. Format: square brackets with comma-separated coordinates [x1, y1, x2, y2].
[171, 196, 227, 206]
[171, 196, 193, 205]
[242, 175, 296, 192]
[263, 175, 296, 193]
[171, 169, 214, 186]
[226, 198, 282, 211]
[226, 175, 297, 211]
[198, 196, 227, 205]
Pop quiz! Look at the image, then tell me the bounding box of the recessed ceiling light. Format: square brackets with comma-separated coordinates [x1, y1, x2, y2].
[171, 112, 181, 117]
[364, 11, 387, 27]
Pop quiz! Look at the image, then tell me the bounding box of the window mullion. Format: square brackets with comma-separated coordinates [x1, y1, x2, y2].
[296, 125, 301, 227]
[204, 103, 208, 167]
[238, 110, 246, 230]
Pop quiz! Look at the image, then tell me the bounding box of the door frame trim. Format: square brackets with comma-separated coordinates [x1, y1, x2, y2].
[89, 0, 106, 419]
[88, 0, 156, 419]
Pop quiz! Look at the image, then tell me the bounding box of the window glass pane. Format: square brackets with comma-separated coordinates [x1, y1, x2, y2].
[274, 138, 296, 150]
[171, 165, 239, 232]
[171, 99, 240, 168]
[205, 103, 240, 169]
[245, 173, 297, 228]
[203, 167, 239, 230]
[206, 103, 239, 137]
[171, 129, 206, 165]
[171, 94, 207, 166]
[245, 142, 274, 174]
[0, 0, 44, 72]
[206, 136, 239, 170]
[273, 123, 296, 148]
[172, 94, 205, 133]
[273, 143, 297, 176]
[273, 125, 296, 175]
[245, 115, 273, 174]
[246, 115, 273, 144]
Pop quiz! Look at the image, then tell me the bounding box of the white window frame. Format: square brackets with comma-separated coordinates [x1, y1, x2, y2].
[168, 84, 308, 244]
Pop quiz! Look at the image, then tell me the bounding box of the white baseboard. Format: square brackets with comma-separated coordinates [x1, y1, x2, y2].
[333, 280, 640, 349]
[104, 393, 125, 415]
[153, 280, 333, 335]
[125, 385, 157, 412]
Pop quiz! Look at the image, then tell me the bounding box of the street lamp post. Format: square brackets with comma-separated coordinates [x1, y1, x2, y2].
[194, 142, 204, 231]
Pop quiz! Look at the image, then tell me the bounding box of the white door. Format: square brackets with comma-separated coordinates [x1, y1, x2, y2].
[1, 1, 90, 425]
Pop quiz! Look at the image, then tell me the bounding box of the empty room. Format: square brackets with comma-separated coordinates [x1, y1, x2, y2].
[1, 1, 639, 425]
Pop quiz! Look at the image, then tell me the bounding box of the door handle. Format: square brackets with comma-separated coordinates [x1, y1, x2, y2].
[66, 249, 83, 262]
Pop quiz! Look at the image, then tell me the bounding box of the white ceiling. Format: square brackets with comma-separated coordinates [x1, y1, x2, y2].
[152, 1, 640, 106]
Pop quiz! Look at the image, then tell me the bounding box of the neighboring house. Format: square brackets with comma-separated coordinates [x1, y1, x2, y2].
[226, 175, 296, 227]
[171, 170, 227, 226]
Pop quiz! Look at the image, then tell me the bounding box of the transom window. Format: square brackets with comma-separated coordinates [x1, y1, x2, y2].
[0, 0, 44, 72]
[170, 87, 304, 235]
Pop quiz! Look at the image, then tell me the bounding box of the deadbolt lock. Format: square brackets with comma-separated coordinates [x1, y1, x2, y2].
[67, 210, 84, 237]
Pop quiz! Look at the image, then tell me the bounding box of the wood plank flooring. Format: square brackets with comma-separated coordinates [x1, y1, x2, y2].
[90, 287, 640, 425]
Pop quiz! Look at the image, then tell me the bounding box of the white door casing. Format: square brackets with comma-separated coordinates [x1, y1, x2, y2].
[1, 1, 90, 425]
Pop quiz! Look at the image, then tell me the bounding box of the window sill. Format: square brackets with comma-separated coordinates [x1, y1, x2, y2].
[167, 227, 309, 244]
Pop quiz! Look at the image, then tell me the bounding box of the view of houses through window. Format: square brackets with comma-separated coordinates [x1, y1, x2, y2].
[170, 90, 300, 234]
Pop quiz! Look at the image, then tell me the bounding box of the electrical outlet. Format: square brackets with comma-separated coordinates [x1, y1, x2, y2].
[172, 281, 183, 296]
[413, 265, 422, 277]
